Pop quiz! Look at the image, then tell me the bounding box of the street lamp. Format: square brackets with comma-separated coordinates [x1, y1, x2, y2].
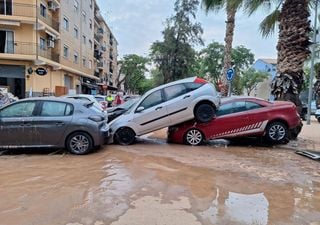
[307, 0, 319, 125]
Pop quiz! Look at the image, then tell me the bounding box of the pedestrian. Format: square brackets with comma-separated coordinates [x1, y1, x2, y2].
[106, 94, 113, 107]
[115, 93, 122, 106]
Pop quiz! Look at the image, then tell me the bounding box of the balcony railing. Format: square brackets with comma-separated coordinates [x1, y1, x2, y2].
[0, 41, 59, 63]
[0, 3, 60, 32]
[97, 62, 104, 68]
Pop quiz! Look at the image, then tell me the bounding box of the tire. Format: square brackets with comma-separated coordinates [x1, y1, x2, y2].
[184, 129, 204, 146]
[66, 132, 93, 155]
[265, 122, 288, 144]
[317, 117, 320, 123]
[114, 127, 136, 145]
[194, 103, 215, 123]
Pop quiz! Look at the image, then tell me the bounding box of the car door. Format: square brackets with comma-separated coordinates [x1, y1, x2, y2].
[131, 89, 169, 135]
[33, 101, 73, 147]
[207, 101, 250, 139]
[0, 101, 37, 147]
[164, 84, 190, 124]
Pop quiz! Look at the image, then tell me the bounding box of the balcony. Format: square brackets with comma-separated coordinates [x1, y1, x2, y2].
[0, 41, 59, 63]
[0, 3, 59, 32]
[109, 68, 113, 74]
[109, 54, 113, 61]
[94, 49, 102, 60]
[97, 61, 104, 70]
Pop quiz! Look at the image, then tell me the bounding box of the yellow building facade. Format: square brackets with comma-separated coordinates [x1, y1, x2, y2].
[0, 0, 118, 98]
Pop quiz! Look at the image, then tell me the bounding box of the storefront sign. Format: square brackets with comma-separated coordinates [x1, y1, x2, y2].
[35, 67, 47, 76]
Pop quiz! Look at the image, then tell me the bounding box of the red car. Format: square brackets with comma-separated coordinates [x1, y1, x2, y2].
[168, 97, 302, 145]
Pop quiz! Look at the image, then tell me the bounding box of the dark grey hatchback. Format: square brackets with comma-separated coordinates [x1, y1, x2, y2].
[0, 97, 109, 155]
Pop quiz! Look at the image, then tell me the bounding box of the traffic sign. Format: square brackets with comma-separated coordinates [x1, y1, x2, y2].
[35, 67, 47, 76]
[226, 68, 234, 81]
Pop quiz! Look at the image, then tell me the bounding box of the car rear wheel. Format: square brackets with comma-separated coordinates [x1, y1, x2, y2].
[317, 117, 320, 123]
[265, 122, 288, 144]
[66, 132, 93, 155]
[194, 103, 215, 123]
[114, 127, 136, 145]
[184, 129, 204, 146]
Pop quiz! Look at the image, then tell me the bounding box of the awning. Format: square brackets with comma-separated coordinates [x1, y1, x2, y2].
[97, 83, 118, 91]
[82, 82, 98, 89]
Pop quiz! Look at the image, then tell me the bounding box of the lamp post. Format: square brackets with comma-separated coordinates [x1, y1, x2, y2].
[307, 0, 319, 125]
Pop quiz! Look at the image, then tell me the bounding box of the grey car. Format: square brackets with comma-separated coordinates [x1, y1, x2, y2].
[109, 76, 220, 145]
[0, 97, 109, 155]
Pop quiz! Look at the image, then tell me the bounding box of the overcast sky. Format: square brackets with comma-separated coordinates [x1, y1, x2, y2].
[97, 0, 278, 61]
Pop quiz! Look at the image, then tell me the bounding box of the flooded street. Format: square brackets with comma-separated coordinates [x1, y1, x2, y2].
[0, 121, 319, 225]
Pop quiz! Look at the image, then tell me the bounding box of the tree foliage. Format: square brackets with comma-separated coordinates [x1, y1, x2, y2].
[120, 54, 149, 94]
[240, 68, 269, 95]
[150, 0, 203, 84]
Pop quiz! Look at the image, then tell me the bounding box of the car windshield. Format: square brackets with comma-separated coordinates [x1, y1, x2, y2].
[118, 98, 140, 110]
[95, 96, 105, 102]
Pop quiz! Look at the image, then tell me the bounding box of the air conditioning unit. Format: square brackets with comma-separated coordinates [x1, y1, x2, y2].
[47, 39, 55, 48]
[48, 1, 56, 10]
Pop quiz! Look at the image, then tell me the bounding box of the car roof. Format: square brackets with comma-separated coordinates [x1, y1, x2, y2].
[12, 97, 81, 104]
[142, 76, 197, 96]
[221, 96, 270, 104]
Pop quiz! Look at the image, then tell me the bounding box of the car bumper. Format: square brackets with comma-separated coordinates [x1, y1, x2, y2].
[97, 123, 110, 145]
[289, 121, 303, 140]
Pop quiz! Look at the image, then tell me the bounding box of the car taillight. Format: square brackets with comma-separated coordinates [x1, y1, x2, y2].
[89, 115, 104, 122]
[194, 77, 207, 84]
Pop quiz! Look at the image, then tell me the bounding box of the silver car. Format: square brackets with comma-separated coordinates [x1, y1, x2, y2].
[109, 77, 220, 145]
[0, 97, 109, 155]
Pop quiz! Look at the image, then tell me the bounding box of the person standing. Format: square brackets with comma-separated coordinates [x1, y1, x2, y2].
[106, 94, 114, 107]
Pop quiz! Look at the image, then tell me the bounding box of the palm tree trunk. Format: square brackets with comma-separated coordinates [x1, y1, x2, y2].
[271, 0, 310, 114]
[221, 4, 236, 96]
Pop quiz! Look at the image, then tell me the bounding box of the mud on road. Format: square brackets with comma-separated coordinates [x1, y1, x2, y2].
[0, 120, 319, 225]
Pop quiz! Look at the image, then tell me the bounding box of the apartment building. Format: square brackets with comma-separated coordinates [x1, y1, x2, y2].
[0, 0, 118, 98]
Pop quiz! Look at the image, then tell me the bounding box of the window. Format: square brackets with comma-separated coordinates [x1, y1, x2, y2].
[0, 102, 36, 117]
[139, 90, 163, 110]
[233, 101, 246, 113]
[63, 45, 69, 58]
[88, 60, 92, 69]
[89, 40, 92, 49]
[73, 0, 79, 12]
[164, 84, 187, 101]
[40, 37, 46, 50]
[89, 19, 92, 29]
[216, 103, 234, 116]
[40, 4, 47, 17]
[82, 35, 86, 44]
[184, 82, 203, 92]
[40, 102, 73, 116]
[63, 17, 69, 31]
[82, 11, 86, 22]
[82, 58, 86, 67]
[74, 26, 78, 38]
[74, 52, 78, 64]
[246, 101, 262, 111]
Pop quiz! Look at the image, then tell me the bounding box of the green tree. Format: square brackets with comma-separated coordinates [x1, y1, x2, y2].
[120, 54, 149, 94]
[202, 0, 243, 96]
[150, 0, 203, 84]
[240, 68, 269, 95]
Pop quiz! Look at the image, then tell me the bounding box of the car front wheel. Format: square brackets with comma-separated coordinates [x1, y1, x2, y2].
[194, 103, 215, 123]
[114, 127, 136, 145]
[265, 122, 288, 144]
[66, 132, 93, 155]
[184, 129, 204, 146]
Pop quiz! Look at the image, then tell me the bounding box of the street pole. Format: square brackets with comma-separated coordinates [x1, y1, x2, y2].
[307, 0, 319, 125]
[227, 81, 232, 97]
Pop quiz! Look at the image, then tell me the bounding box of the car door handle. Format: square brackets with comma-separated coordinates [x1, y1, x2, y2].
[155, 106, 163, 111]
[183, 95, 191, 99]
[56, 122, 65, 126]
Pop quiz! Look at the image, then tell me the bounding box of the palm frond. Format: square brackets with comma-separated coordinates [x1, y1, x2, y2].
[244, 0, 282, 16]
[259, 9, 280, 38]
[201, 0, 225, 13]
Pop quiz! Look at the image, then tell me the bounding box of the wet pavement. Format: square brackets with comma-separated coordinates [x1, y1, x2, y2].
[0, 121, 320, 225]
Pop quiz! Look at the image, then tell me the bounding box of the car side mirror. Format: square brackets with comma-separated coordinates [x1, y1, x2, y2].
[136, 106, 144, 113]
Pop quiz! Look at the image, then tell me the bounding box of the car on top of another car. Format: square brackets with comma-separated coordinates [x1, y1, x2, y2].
[109, 76, 221, 145]
[168, 96, 302, 145]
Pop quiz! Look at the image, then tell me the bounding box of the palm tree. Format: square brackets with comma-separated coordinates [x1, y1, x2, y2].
[202, 0, 243, 96]
[244, 0, 311, 113]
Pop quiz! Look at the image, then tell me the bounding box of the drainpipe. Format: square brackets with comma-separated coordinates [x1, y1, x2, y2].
[35, 0, 39, 61]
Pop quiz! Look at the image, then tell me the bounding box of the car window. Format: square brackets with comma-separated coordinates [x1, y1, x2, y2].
[0, 101, 36, 117]
[216, 103, 233, 116]
[184, 82, 203, 92]
[40, 101, 73, 116]
[164, 84, 187, 101]
[95, 97, 105, 102]
[233, 101, 246, 113]
[139, 90, 163, 110]
[246, 101, 262, 110]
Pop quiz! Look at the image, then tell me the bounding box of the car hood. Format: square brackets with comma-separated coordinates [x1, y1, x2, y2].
[108, 113, 134, 129]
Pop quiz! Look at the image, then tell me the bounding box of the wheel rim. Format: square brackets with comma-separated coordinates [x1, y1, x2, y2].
[198, 106, 214, 122]
[268, 124, 286, 141]
[70, 135, 89, 153]
[186, 129, 202, 145]
[117, 128, 134, 144]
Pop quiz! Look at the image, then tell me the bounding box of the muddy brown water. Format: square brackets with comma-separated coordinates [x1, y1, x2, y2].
[0, 122, 320, 225]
